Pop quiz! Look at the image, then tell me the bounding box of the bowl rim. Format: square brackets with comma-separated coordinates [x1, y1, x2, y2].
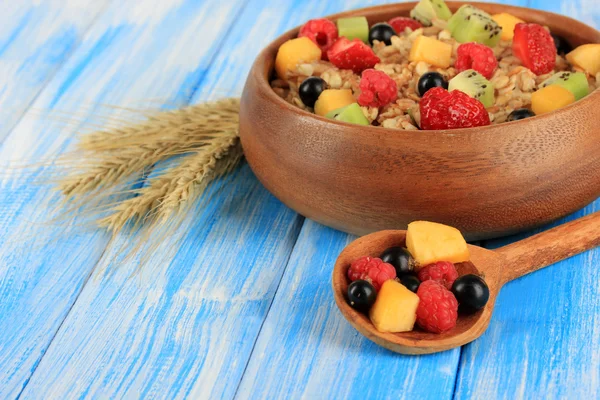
[253, 1, 600, 137]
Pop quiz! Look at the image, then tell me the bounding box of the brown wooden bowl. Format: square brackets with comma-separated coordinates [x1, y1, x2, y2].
[239, 2, 600, 240]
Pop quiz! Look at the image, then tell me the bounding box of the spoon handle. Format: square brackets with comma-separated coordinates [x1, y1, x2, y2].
[496, 211, 600, 284]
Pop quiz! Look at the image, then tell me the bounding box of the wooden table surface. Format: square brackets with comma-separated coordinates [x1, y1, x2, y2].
[0, 1, 598, 399]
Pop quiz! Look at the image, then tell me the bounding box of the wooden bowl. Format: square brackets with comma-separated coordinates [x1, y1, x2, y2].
[239, 2, 600, 240]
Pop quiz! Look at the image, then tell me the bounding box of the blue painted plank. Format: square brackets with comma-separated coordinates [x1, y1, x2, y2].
[0, 1, 247, 398]
[454, 4, 600, 398]
[0, 1, 109, 144]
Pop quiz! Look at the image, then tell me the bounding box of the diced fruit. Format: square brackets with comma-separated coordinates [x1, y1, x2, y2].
[416, 280, 458, 333]
[410, 0, 453, 27]
[299, 19, 338, 60]
[329, 103, 370, 126]
[314, 89, 355, 117]
[540, 71, 589, 100]
[357, 69, 398, 108]
[513, 23, 556, 75]
[551, 33, 573, 55]
[275, 37, 322, 79]
[299, 77, 326, 108]
[347, 256, 396, 291]
[507, 108, 535, 122]
[420, 87, 490, 130]
[531, 84, 575, 115]
[380, 247, 416, 276]
[449, 69, 494, 108]
[566, 44, 600, 76]
[369, 280, 420, 333]
[492, 13, 525, 41]
[337, 16, 369, 43]
[448, 5, 502, 47]
[348, 280, 377, 312]
[327, 37, 381, 73]
[417, 261, 458, 290]
[406, 221, 470, 266]
[451, 274, 490, 314]
[409, 35, 452, 68]
[417, 72, 448, 97]
[368, 23, 396, 46]
[400, 275, 421, 293]
[388, 16, 423, 34]
[455, 43, 498, 79]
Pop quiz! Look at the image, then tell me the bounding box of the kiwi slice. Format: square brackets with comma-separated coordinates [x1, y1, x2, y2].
[540, 71, 589, 100]
[449, 69, 495, 108]
[337, 17, 369, 43]
[447, 5, 502, 47]
[326, 103, 370, 126]
[410, 0, 453, 26]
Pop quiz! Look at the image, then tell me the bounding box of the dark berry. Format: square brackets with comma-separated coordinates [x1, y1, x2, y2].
[417, 72, 448, 97]
[299, 77, 326, 108]
[507, 108, 535, 122]
[551, 33, 573, 55]
[400, 275, 420, 293]
[380, 247, 415, 276]
[451, 274, 490, 314]
[368, 23, 396, 46]
[348, 280, 377, 312]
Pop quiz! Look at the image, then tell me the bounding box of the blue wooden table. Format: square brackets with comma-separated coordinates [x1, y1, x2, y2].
[0, 1, 598, 399]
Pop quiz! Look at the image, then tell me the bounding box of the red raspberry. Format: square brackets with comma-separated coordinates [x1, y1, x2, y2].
[420, 87, 490, 130]
[417, 261, 459, 290]
[512, 23, 556, 75]
[299, 18, 339, 61]
[347, 256, 396, 291]
[388, 17, 422, 34]
[416, 280, 458, 333]
[327, 37, 381, 74]
[357, 69, 398, 108]
[455, 43, 498, 79]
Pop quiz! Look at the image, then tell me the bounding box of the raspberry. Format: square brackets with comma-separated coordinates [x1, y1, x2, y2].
[417, 261, 459, 290]
[513, 23, 556, 75]
[420, 87, 490, 130]
[388, 17, 422, 34]
[299, 18, 339, 61]
[327, 37, 381, 74]
[416, 280, 458, 333]
[347, 256, 396, 291]
[455, 43, 498, 79]
[357, 69, 398, 108]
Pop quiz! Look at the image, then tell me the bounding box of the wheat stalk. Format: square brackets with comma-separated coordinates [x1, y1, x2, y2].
[57, 98, 240, 198]
[97, 126, 241, 234]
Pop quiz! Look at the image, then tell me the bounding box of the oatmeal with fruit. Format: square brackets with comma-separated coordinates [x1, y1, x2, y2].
[271, 1, 600, 130]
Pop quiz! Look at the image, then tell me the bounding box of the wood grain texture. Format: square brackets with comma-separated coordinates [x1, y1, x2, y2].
[0, 1, 109, 144]
[240, 1, 600, 241]
[17, 0, 376, 398]
[0, 0, 247, 397]
[0, 0, 599, 399]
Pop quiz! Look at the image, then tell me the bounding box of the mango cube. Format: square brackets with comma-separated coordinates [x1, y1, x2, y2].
[275, 37, 322, 79]
[566, 44, 600, 76]
[409, 36, 452, 68]
[369, 280, 419, 333]
[406, 221, 470, 266]
[531, 84, 576, 115]
[314, 89, 356, 116]
[492, 13, 525, 41]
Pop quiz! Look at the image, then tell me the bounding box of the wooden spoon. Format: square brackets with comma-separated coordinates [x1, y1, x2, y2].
[332, 212, 600, 355]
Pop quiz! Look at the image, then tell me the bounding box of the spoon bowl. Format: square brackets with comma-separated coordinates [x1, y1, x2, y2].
[332, 212, 600, 354]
